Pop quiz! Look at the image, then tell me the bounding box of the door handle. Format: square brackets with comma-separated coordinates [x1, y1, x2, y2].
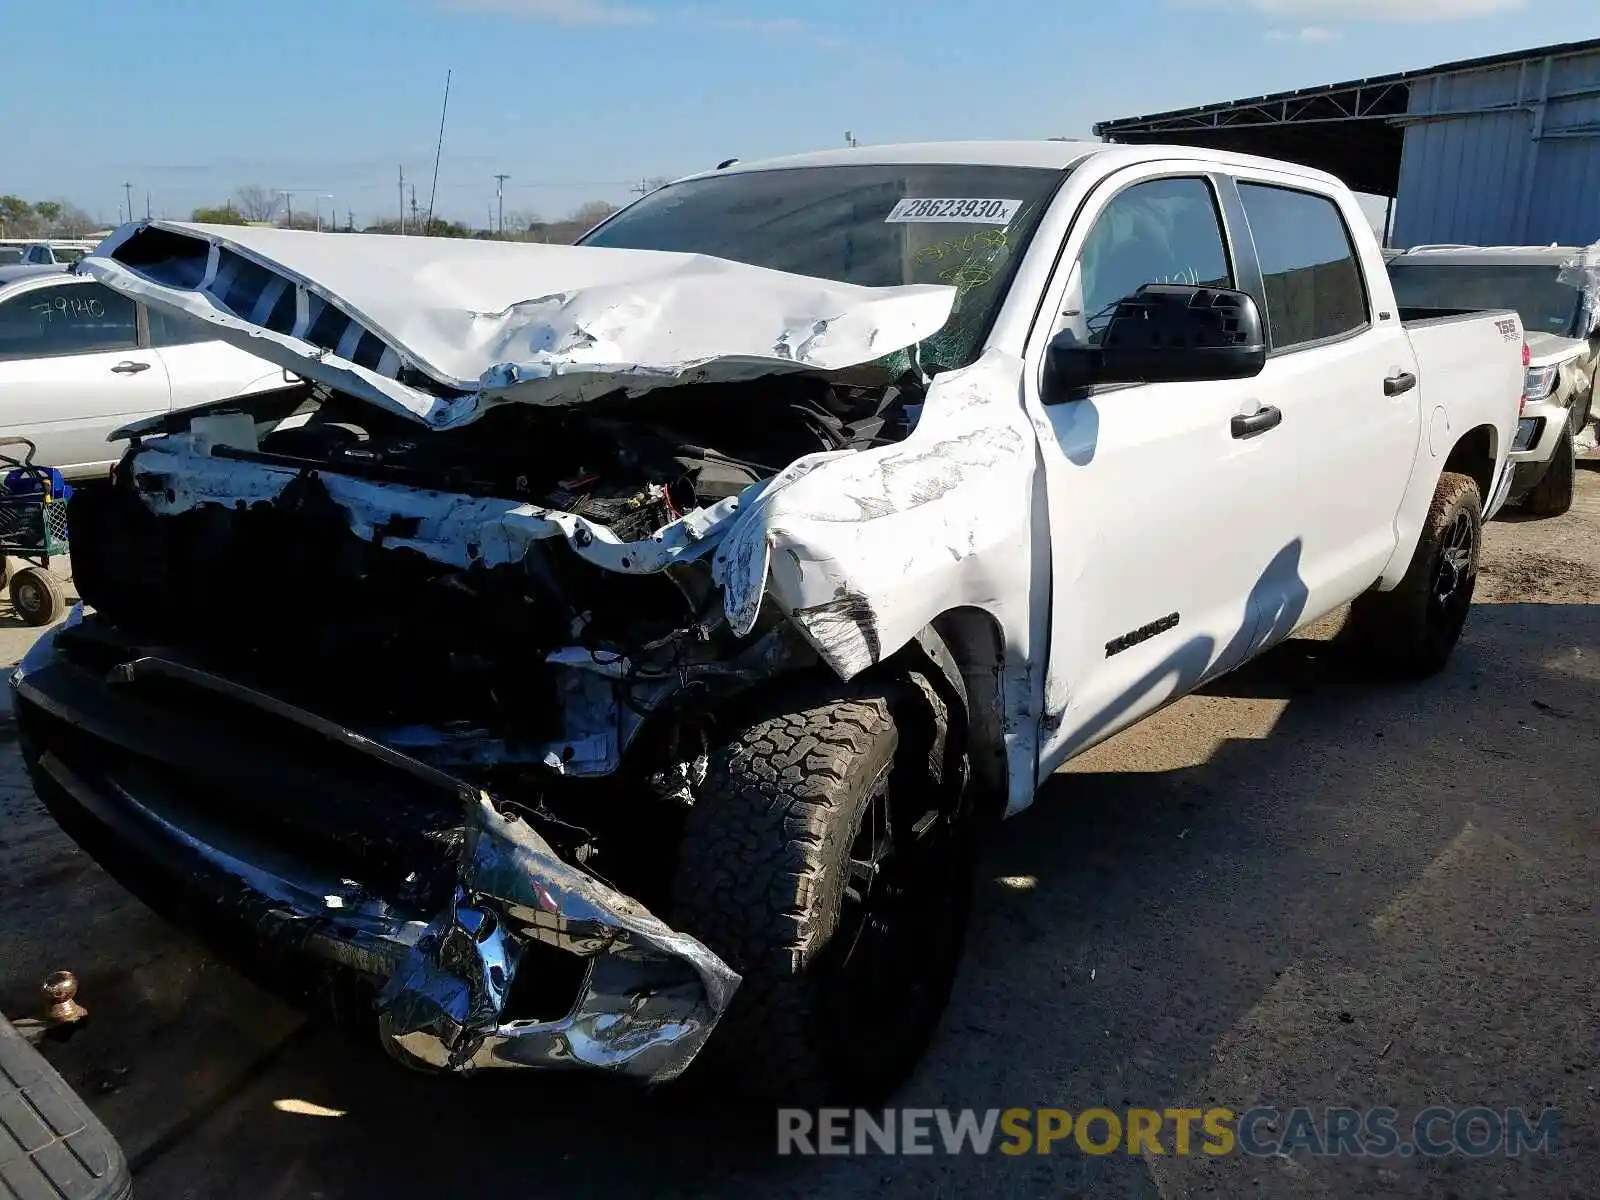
[1231, 406, 1282, 440]
[1384, 371, 1418, 396]
[111, 360, 151, 375]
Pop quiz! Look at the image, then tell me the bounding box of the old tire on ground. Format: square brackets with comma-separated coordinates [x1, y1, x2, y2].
[9, 566, 65, 627]
[1523, 420, 1576, 517]
[1346, 471, 1481, 679]
[671, 677, 973, 1104]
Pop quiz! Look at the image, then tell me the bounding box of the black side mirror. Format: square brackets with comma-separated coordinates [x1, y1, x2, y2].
[1044, 284, 1267, 402]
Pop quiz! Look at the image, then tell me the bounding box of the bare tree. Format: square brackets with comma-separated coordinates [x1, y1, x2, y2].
[570, 200, 619, 227]
[234, 184, 278, 222]
[530, 200, 622, 245]
[51, 202, 97, 237]
[502, 209, 543, 237]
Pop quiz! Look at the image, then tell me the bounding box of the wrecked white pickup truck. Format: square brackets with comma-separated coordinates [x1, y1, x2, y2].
[13, 142, 1526, 1102]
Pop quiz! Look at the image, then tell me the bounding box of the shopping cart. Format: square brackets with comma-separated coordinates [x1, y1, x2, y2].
[0, 436, 72, 626]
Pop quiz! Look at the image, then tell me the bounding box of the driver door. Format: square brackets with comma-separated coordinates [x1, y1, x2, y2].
[1028, 170, 1300, 770]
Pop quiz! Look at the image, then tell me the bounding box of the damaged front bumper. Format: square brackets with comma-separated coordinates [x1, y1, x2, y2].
[9, 617, 739, 1083]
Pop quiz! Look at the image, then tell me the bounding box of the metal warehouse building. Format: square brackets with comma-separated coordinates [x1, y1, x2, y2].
[1094, 37, 1600, 249]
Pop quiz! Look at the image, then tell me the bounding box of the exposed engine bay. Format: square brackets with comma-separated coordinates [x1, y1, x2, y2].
[65, 373, 921, 887]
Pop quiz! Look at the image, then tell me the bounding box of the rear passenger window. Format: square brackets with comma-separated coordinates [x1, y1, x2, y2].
[1237, 183, 1368, 349]
[147, 306, 213, 346]
[0, 283, 138, 360]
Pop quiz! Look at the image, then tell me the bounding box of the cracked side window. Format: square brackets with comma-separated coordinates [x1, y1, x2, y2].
[1064, 177, 1233, 346]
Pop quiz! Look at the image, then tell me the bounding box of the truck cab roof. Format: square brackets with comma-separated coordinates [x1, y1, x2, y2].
[687, 139, 1347, 190]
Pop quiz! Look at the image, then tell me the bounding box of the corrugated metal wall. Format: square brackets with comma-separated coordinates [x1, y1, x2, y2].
[1393, 45, 1600, 247]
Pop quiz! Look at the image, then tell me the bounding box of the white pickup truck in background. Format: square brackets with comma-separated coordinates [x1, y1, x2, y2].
[15, 141, 1525, 1104]
[1387, 243, 1600, 516]
[0, 271, 288, 479]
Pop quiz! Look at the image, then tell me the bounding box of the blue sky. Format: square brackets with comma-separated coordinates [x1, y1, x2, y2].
[2, 0, 1594, 228]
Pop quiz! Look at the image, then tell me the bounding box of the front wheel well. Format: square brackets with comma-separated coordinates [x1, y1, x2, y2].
[1443, 424, 1498, 501]
[923, 608, 1009, 823]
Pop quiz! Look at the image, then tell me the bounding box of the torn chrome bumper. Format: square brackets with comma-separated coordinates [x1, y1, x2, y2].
[377, 793, 739, 1077]
[9, 619, 739, 1083]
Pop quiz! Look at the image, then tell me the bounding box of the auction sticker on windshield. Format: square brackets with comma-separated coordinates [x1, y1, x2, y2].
[886, 198, 1021, 225]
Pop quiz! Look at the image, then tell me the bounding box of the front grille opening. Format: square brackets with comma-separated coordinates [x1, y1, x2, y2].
[20, 675, 467, 912]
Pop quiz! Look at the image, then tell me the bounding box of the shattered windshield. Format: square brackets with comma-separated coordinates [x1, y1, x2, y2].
[579, 164, 1066, 374]
[1388, 263, 1585, 337]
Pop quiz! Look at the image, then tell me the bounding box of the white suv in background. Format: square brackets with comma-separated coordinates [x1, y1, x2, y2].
[1387, 244, 1599, 516]
[0, 272, 292, 479]
[21, 242, 96, 266]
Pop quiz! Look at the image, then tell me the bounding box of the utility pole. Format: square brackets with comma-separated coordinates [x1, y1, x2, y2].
[122, 182, 134, 223]
[493, 172, 509, 234]
[409, 185, 420, 233]
[313, 194, 333, 233]
[145, 193, 151, 219]
[347, 208, 355, 233]
[398, 166, 406, 234]
[277, 190, 294, 227]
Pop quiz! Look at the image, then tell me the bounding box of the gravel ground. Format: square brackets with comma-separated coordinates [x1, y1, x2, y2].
[1, 470, 1596, 1200]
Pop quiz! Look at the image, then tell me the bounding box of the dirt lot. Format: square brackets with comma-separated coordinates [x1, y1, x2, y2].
[2, 472, 1596, 1200]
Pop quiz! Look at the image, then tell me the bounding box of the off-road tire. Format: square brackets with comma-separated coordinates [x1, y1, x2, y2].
[1346, 471, 1481, 679]
[1524, 420, 1576, 517]
[9, 566, 65, 627]
[671, 678, 972, 1104]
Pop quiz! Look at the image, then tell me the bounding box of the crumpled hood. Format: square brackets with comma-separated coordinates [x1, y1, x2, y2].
[83, 221, 957, 430]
